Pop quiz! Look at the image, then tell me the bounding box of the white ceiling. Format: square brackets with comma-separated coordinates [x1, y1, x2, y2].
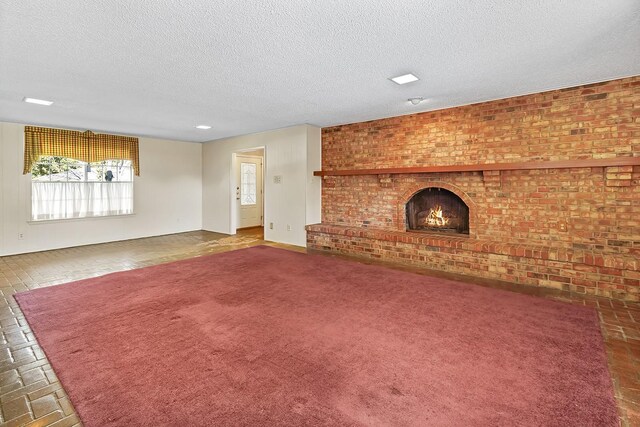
[1, 1, 639, 143]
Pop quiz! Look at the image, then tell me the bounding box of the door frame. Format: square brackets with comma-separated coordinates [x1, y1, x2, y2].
[230, 147, 265, 234]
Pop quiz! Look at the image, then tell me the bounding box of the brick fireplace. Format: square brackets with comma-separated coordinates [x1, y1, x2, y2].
[405, 187, 470, 234]
[306, 76, 640, 301]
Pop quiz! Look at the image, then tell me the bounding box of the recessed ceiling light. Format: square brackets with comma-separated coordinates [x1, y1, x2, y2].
[23, 97, 53, 106]
[389, 73, 419, 85]
[195, 125, 211, 130]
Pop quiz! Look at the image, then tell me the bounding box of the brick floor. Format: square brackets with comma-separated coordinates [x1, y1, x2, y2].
[0, 229, 637, 426]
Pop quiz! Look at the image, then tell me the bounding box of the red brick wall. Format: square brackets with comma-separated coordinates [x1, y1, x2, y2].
[320, 76, 640, 255]
[311, 76, 640, 299]
[323, 77, 639, 170]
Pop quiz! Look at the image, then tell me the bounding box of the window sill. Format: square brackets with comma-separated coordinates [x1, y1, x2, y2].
[28, 213, 136, 225]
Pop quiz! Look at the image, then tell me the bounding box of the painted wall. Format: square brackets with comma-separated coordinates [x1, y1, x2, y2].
[202, 125, 321, 247]
[306, 126, 322, 226]
[0, 122, 203, 256]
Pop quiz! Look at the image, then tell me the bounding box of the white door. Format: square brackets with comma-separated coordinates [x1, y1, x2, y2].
[236, 155, 263, 229]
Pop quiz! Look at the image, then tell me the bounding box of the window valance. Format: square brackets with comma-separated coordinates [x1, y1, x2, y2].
[23, 126, 140, 175]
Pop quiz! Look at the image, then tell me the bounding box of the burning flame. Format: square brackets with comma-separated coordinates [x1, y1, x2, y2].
[425, 205, 449, 227]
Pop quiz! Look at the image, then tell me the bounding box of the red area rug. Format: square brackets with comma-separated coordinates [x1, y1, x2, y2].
[16, 246, 617, 426]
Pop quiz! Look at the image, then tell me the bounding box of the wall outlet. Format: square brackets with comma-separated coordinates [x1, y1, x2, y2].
[558, 221, 568, 232]
[273, 175, 282, 184]
[269, 222, 274, 230]
[18, 233, 24, 240]
[287, 224, 292, 231]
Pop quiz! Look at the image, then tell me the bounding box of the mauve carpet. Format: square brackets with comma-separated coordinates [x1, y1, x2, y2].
[16, 245, 617, 426]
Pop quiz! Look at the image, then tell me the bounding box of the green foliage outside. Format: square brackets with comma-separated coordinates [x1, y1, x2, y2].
[31, 156, 83, 179]
[32, 156, 131, 181]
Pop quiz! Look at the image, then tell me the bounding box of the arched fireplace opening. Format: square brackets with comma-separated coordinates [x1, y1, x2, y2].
[406, 187, 470, 234]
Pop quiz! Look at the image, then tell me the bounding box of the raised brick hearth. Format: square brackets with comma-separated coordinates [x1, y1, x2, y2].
[307, 76, 640, 300]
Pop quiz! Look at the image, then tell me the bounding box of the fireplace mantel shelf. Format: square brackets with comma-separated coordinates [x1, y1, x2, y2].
[313, 157, 640, 177]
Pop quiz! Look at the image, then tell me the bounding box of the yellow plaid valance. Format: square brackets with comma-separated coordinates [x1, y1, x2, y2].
[23, 126, 140, 175]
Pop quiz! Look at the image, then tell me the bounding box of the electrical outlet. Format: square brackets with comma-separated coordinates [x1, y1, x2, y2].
[18, 233, 24, 240]
[287, 224, 292, 231]
[558, 221, 568, 232]
[269, 222, 274, 230]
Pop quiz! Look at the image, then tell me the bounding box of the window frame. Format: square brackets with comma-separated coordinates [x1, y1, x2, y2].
[29, 156, 135, 222]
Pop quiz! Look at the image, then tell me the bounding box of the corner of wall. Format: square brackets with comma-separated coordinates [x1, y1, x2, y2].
[305, 125, 322, 226]
[0, 123, 5, 255]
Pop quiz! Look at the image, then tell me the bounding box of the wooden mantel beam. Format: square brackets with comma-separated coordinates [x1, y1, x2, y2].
[313, 157, 640, 177]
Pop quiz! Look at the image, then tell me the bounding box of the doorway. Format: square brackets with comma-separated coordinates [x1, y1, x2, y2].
[234, 149, 264, 230]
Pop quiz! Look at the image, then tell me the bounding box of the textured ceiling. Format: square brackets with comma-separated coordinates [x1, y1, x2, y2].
[1, 1, 639, 143]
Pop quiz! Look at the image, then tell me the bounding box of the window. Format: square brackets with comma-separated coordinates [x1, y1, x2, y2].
[240, 162, 257, 206]
[23, 126, 139, 222]
[31, 156, 133, 221]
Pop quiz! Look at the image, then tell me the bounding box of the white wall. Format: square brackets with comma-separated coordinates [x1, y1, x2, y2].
[0, 121, 321, 254]
[306, 126, 322, 225]
[0, 122, 203, 256]
[202, 125, 321, 247]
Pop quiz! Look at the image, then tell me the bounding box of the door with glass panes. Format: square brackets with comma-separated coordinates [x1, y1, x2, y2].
[236, 155, 263, 228]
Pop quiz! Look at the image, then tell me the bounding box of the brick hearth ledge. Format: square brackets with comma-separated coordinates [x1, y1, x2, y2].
[306, 224, 639, 301]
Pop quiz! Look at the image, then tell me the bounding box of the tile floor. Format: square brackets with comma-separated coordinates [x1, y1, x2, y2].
[0, 229, 638, 426]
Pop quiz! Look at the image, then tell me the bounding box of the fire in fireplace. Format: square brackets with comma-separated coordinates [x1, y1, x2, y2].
[406, 187, 469, 234]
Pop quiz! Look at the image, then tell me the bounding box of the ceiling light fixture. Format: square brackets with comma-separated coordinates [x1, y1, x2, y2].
[23, 97, 53, 106]
[390, 73, 419, 85]
[195, 125, 212, 130]
[408, 97, 424, 105]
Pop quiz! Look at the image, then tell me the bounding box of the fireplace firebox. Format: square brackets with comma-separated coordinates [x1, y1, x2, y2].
[406, 187, 469, 234]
